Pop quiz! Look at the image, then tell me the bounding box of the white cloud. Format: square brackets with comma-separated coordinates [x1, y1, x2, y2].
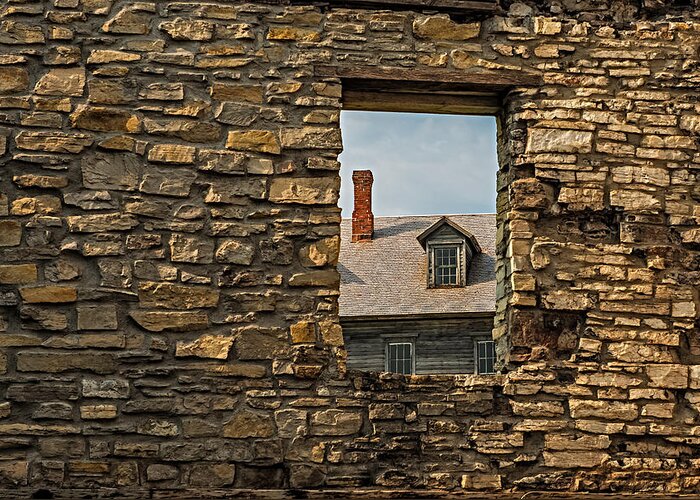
[338, 111, 499, 217]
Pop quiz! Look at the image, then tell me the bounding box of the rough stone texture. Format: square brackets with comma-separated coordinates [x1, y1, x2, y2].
[0, 0, 700, 496]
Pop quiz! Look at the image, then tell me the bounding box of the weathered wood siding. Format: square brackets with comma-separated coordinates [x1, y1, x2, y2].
[341, 315, 495, 374]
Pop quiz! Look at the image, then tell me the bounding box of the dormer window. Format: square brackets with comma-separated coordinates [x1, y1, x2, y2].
[417, 217, 482, 289]
[432, 244, 462, 286]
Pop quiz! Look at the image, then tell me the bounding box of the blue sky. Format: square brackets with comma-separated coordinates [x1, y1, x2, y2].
[338, 111, 498, 217]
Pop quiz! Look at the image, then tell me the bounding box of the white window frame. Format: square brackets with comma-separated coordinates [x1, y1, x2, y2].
[428, 241, 465, 287]
[475, 340, 496, 375]
[385, 341, 415, 375]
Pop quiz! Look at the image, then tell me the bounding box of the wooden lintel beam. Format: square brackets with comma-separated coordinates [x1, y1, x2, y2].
[316, 65, 543, 90]
[343, 90, 500, 115]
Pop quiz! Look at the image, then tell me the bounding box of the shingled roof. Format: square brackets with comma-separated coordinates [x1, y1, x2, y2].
[339, 214, 496, 318]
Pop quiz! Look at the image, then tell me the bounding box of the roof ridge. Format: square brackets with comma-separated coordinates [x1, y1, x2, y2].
[341, 213, 496, 221]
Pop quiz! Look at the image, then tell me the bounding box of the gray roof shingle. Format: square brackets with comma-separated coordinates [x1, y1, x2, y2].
[339, 214, 496, 318]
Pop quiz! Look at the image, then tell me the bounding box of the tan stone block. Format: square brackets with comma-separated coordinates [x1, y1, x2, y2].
[20, 285, 77, 303]
[15, 131, 93, 153]
[175, 335, 234, 360]
[148, 144, 196, 164]
[169, 234, 214, 264]
[542, 291, 593, 311]
[269, 177, 339, 205]
[70, 105, 141, 133]
[267, 27, 321, 41]
[279, 127, 342, 150]
[210, 83, 264, 103]
[510, 400, 564, 417]
[77, 305, 118, 331]
[129, 310, 208, 332]
[101, 6, 151, 34]
[557, 187, 605, 210]
[0, 221, 21, 247]
[310, 409, 362, 436]
[526, 129, 593, 154]
[139, 83, 184, 101]
[34, 67, 85, 96]
[222, 409, 275, 438]
[461, 474, 501, 490]
[288, 270, 339, 287]
[226, 130, 280, 154]
[87, 49, 141, 64]
[160, 18, 214, 41]
[80, 404, 117, 419]
[215, 239, 255, 265]
[138, 282, 219, 309]
[66, 213, 138, 233]
[543, 451, 609, 468]
[569, 399, 638, 421]
[413, 15, 480, 40]
[0, 20, 45, 44]
[0, 264, 37, 284]
[10, 196, 61, 215]
[641, 403, 675, 418]
[0, 67, 29, 93]
[290, 321, 315, 344]
[319, 320, 343, 347]
[672, 301, 697, 318]
[16, 352, 115, 374]
[647, 364, 688, 389]
[299, 236, 340, 267]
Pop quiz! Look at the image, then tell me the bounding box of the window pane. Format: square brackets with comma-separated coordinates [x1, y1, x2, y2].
[434, 246, 459, 285]
[476, 341, 495, 374]
[387, 342, 413, 375]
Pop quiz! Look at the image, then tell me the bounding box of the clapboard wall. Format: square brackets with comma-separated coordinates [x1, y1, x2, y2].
[341, 314, 495, 374]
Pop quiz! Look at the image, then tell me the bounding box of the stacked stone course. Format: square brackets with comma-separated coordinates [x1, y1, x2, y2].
[0, 0, 699, 494]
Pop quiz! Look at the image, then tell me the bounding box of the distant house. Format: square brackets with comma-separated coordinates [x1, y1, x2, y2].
[339, 170, 497, 375]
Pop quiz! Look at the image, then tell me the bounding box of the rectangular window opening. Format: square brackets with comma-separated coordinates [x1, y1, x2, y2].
[336, 75, 505, 377]
[386, 342, 414, 375]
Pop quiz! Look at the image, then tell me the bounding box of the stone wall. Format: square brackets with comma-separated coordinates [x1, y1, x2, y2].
[1, 0, 700, 494]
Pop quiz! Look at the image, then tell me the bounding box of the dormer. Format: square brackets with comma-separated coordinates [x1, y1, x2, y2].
[417, 217, 482, 288]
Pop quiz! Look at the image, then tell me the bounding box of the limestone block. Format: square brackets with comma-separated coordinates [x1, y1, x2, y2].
[81, 152, 140, 191]
[0, 221, 21, 247]
[226, 130, 280, 154]
[148, 144, 195, 164]
[139, 83, 183, 101]
[146, 464, 179, 481]
[129, 310, 209, 332]
[66, 213, 139, 233]
[0, 67, 29, 93]
[210, 83, 264, 103]
[0, 264, 37, 284]
[510, 400, 564, 417]
[274, 409, 307, 438]
[279, 127, 342, 149]
[169, 234, 214, 264]
[543, 451, 609, 468]
[288, 270, 340, 287]
[160, 18, 214, 41]
[101, 6, 152, 34]
[19, 306, 68, 330]
[140, 168, 197, 197]
[77, 305, 118, 330]
[569, 400, 638, 421]
[138, 282, 220, 309]
[0, 20, 45, 44]
[188, 463, 235, 487]
[176, 335, 234, 359]
[299, 236, 340, 267]
[526, 129, 593, 154]
[34, 67, 85, 96]
[290, 321, 315, 344]
[222, 410, 275, 438]
[80, 404, 117, 419]
[10, 196, 61, 215]
[16, 352, 116, 374]
[310, 409, 362, 436]
[269, 177, 339, 205]
[15, 131, 92, 153]
[70, 105, 140, 133]
[20, 286, 77, 303]
[413, 15, 480, 40]
[82, 378, 129, 399]
[542, 291, 593, 311]
[647, 364, 688, 389]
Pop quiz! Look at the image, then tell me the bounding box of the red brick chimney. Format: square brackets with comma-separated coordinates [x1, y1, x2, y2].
[351, 170, 374, 242]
